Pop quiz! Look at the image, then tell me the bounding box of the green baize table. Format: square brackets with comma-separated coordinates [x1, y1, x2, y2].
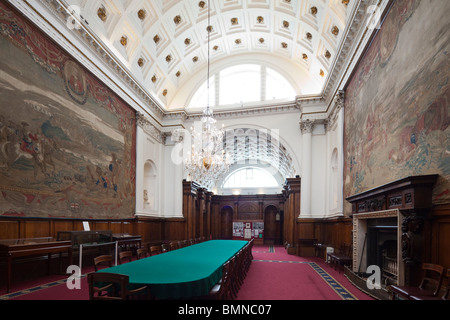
[98, 240, 248, 299]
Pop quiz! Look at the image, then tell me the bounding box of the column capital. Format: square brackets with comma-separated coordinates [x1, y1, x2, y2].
[300, 119, 315, 134]
[136, 111, 166, 144]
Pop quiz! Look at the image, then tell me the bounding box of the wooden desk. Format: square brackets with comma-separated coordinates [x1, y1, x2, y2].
[112, 234, 142, 252]
[0, 238, 72, 293]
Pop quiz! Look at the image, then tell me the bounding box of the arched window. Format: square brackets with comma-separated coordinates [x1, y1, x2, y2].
[189, 64, 296, 108]
[222, 166, 279, 189]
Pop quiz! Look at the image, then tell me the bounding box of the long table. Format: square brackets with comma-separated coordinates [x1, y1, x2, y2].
[97, 240, 247, 299]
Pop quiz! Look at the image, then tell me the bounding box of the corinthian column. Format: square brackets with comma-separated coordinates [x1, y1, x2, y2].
[300, 119, 314, 218]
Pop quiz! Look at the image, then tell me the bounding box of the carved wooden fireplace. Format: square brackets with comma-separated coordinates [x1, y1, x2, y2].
[346, 175, 438, 292]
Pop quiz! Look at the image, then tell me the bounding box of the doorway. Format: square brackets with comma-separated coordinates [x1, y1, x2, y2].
[264, 205, 282, 245]
[220, 206, 233, 239]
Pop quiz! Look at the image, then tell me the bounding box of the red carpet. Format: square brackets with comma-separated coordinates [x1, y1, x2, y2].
[0, 245, 373, 300]
[236, 245, 373, 300]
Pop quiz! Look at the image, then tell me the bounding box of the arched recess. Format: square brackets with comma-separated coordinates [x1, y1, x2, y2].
[143, 160, 158, 212]
[220, 206, 233, 240]
[264, 205, 282, 245]
[330, 148, 339, 212]
[215, 126, 298, 193]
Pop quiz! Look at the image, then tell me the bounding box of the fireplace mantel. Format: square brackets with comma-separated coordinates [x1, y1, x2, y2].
[347, 175, 439, 287]
[346, 175, 438, 215]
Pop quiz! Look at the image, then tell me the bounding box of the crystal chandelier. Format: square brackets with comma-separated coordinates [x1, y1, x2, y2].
[184, 0, 231, 190]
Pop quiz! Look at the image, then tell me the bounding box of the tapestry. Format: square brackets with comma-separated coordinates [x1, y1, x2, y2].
[344, 0, 450, 208]
[0, 3, 136, 219]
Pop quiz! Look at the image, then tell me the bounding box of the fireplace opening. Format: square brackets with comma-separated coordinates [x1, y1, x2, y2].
[367, 218, 398, 287]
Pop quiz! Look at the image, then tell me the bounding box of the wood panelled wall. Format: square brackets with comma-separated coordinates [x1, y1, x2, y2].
[1, 180, 448, 267]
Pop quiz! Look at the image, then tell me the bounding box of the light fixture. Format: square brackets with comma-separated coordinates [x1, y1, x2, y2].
[184, 0, 231, 190]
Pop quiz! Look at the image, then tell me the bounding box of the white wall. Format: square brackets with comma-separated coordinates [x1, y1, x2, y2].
[311, 124, 327, 217]
[135, 126, 183, 218]
[324, 107, 344, 218]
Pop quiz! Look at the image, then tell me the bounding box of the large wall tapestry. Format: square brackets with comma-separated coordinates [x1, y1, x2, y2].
[0, 3, 136, 219]
[344, 0, 449, 210]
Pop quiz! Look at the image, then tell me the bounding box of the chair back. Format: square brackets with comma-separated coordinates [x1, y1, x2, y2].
[87, 272, 129, 300]
[161, 243, 170, 252]
[119, 251, 133, 264]
[93, 255, 113, 271]
[169, 242, 179, 251]
[136, 247, 148, 259]
[420, 263, 445, 296]
[443, 269, 450, 300]
[149, 245, 162, 256]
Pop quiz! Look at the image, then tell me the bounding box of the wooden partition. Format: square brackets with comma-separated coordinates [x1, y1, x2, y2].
[211, 193, 285, 244]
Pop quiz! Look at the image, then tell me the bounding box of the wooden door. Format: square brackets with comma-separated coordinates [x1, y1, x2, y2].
[264, 205, 281, 245]
[220, 207, 233, 239]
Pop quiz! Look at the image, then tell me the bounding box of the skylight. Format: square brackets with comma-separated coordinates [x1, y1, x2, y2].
[189, 64, 296, 109]
[222, 167, 280, 189]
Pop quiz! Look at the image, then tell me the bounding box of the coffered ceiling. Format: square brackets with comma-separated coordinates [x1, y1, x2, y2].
[48, 0, 359, 110]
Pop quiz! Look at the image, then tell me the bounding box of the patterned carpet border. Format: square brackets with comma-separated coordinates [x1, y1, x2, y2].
[253, 259, 358, 300]
[253, 245, 275, 253]
[0, 278, 68, 300]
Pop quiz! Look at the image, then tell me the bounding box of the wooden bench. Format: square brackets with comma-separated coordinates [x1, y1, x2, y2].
[297, 238, 317, 257]
[327, 243, 352, 273]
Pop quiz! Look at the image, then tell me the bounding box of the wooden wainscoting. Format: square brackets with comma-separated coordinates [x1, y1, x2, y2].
[430, 203, 450, 269]
[295, 216, 353, 258]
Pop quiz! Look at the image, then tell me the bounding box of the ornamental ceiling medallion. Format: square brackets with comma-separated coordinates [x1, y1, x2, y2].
[137, 9, 146, 20]
[97, 7, 106, 22]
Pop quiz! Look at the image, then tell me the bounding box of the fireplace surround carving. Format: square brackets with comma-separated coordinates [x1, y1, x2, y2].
[347, 175, 438, 286]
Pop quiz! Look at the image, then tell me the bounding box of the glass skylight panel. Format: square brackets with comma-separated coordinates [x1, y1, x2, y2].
[222, 166, 279, 188]
[219, 65, 260, 105]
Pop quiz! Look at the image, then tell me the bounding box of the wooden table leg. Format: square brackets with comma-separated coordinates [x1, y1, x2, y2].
[6, 254, 12, 294]
[47, 253, 52, 275]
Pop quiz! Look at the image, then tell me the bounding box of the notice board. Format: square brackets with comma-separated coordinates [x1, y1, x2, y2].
[233, 220, 264, 244]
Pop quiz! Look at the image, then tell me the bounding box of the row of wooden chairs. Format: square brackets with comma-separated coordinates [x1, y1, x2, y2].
[389, 263, 450, 300]
[157, 237, 207, 253]
[93, 237, 209, 271]
[93, 248, 149, 272]
[208, 238, 254, 300]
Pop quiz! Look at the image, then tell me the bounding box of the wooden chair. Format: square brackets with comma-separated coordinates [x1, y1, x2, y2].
[230, 253, 242, 299]
[136, 247, 148, 259]
[389, 263, 445, 300]
[161, 243, 170, 253]
[87, 272, 150, 300]
[208, 260, 231, 300]
[410, 268, 450, 300]
[119, 251, 133, 264]
[149, 245, 162, 256]
[93, 255, 113, 272]
[169, 242, 179, 251]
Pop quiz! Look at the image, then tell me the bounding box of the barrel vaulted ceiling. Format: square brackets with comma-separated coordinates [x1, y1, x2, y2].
[20, 0, 377, 121]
